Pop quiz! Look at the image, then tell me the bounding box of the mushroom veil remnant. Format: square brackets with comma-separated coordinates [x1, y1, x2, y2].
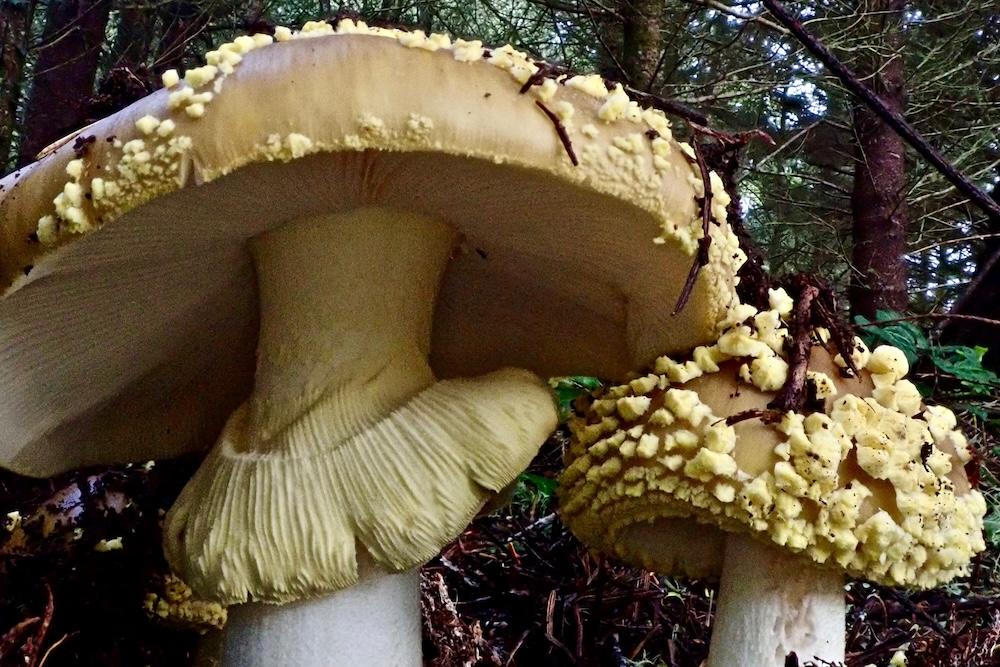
[0, 18, 745, 667]
[559, 292, 986, 667]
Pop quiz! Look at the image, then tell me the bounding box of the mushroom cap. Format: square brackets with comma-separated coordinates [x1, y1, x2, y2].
[559, 293, 987, 589]
[0, 21, 743, 477]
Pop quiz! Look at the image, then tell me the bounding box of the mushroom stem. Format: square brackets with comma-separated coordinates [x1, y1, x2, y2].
[707, 533, 845, 667]
[245, 207, 456, 443]
[220, 567, 420, 667]
[165, 204, 558, 604]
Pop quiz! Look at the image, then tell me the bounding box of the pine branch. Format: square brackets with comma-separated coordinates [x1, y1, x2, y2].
[759, 0, 1000, 225]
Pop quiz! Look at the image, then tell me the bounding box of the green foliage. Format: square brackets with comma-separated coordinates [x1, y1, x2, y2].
[549, 376, 602, 421]
[519, 472, 557, 498]
[856, 310, 1000, 402]
[512, 471, 558, 513]
[984, 506, 1000, 548]
[855, 311, 927, 365]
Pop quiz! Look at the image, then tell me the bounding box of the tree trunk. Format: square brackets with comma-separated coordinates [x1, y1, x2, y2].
[17, 0, 111, 166]
[377, 0, 400, 23]
[111, 0, 156, 70]
[85, 0, 159, 121]
[156, 1, 209, 74]
[620, 0, 662, 89]
[848, 0, 909, 319]
[0, 0, 32, 168]
[594, 0, 663, 88]
[416, 1, 433, 32]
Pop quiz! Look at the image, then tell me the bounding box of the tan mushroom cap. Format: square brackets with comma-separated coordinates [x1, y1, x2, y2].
[559, 292, 987, 589]
[0, 19, 743, 477]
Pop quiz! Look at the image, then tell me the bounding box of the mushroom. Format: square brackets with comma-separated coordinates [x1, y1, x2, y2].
[0, 19, 745, 666]
[559, 292, 986, 667]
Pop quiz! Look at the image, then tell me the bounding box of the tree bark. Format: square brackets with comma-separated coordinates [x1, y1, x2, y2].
[111, 0, 156, 70]
[593, 0, 663, 89]
[17, 0, 111, 166]
[0, 0, 32, 168]
[377, 0, 400, 23]
[620, 0, 662, 89]
[848, 0, 909, 319]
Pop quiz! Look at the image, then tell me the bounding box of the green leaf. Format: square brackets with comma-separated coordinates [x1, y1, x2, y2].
[929, 345, 1000, 396]
[984, 508, 1000, 548]
[550, 376, 602, 420]
[855, 311, 928, 365]
[519, 472, 558, 498]
[857, 313, 998, 399]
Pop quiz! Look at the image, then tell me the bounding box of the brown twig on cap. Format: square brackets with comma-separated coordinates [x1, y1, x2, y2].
[672, 128, 714, 315]
[535, 101, 578, 166]
[673, 123, 776, 315]
[769, 277, 819, 413]
[506, 52, 708, 127]
[71, 135, 96, 159]
[623, 87, 709, 126]
[699, 129, 774, 310]
[768, 274, 859, 413]
[724, 409, 784, 426]
[813, 285, 860, 379]
[519, 62, 563, 94]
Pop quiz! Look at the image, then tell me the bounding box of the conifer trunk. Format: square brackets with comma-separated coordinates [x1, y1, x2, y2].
[849, 0, 910, 319]
[17, 0, 111, 165]
[0, 0, 31, 167]
[620, 0, 662, 89]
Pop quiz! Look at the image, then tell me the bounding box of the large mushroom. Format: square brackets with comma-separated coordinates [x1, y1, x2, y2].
[559, 292, 986, 667]
[0, 19, 745, 666]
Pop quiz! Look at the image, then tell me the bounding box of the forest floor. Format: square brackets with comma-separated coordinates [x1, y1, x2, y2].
[0, 425, 998, 667]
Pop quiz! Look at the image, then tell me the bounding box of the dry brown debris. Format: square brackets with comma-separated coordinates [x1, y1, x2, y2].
[0, 431, 997, 666]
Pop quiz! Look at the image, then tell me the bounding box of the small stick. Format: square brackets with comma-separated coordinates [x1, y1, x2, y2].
[623, 86, 709, 126]
[23, 584, 54, 667]
[519, 62, 562, 94]
[859, 312, 1000, 329]
[725, 408, 784, 426]
[535, 101, 578, 166]
[0, 618, 40, 655]
[672, 128, 714, 315]
[769, 281, 819, 413]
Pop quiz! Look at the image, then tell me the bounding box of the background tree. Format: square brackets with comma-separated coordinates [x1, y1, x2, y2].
[17, 0, 112, 165]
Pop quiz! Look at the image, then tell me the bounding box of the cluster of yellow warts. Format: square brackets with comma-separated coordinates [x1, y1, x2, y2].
[37, 121, 191, 243]
[33, 17, 734, 277]
[559, 290, 986, 588]
[144, 574, 227, 631]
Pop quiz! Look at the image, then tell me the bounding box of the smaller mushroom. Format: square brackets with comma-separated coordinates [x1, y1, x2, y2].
[559, 294, 986, 667]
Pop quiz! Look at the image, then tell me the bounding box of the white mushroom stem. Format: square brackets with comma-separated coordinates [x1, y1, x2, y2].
[220, 568, 421, 667]
[707, 534, 845, 667]
[214, 208, 448, 666]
